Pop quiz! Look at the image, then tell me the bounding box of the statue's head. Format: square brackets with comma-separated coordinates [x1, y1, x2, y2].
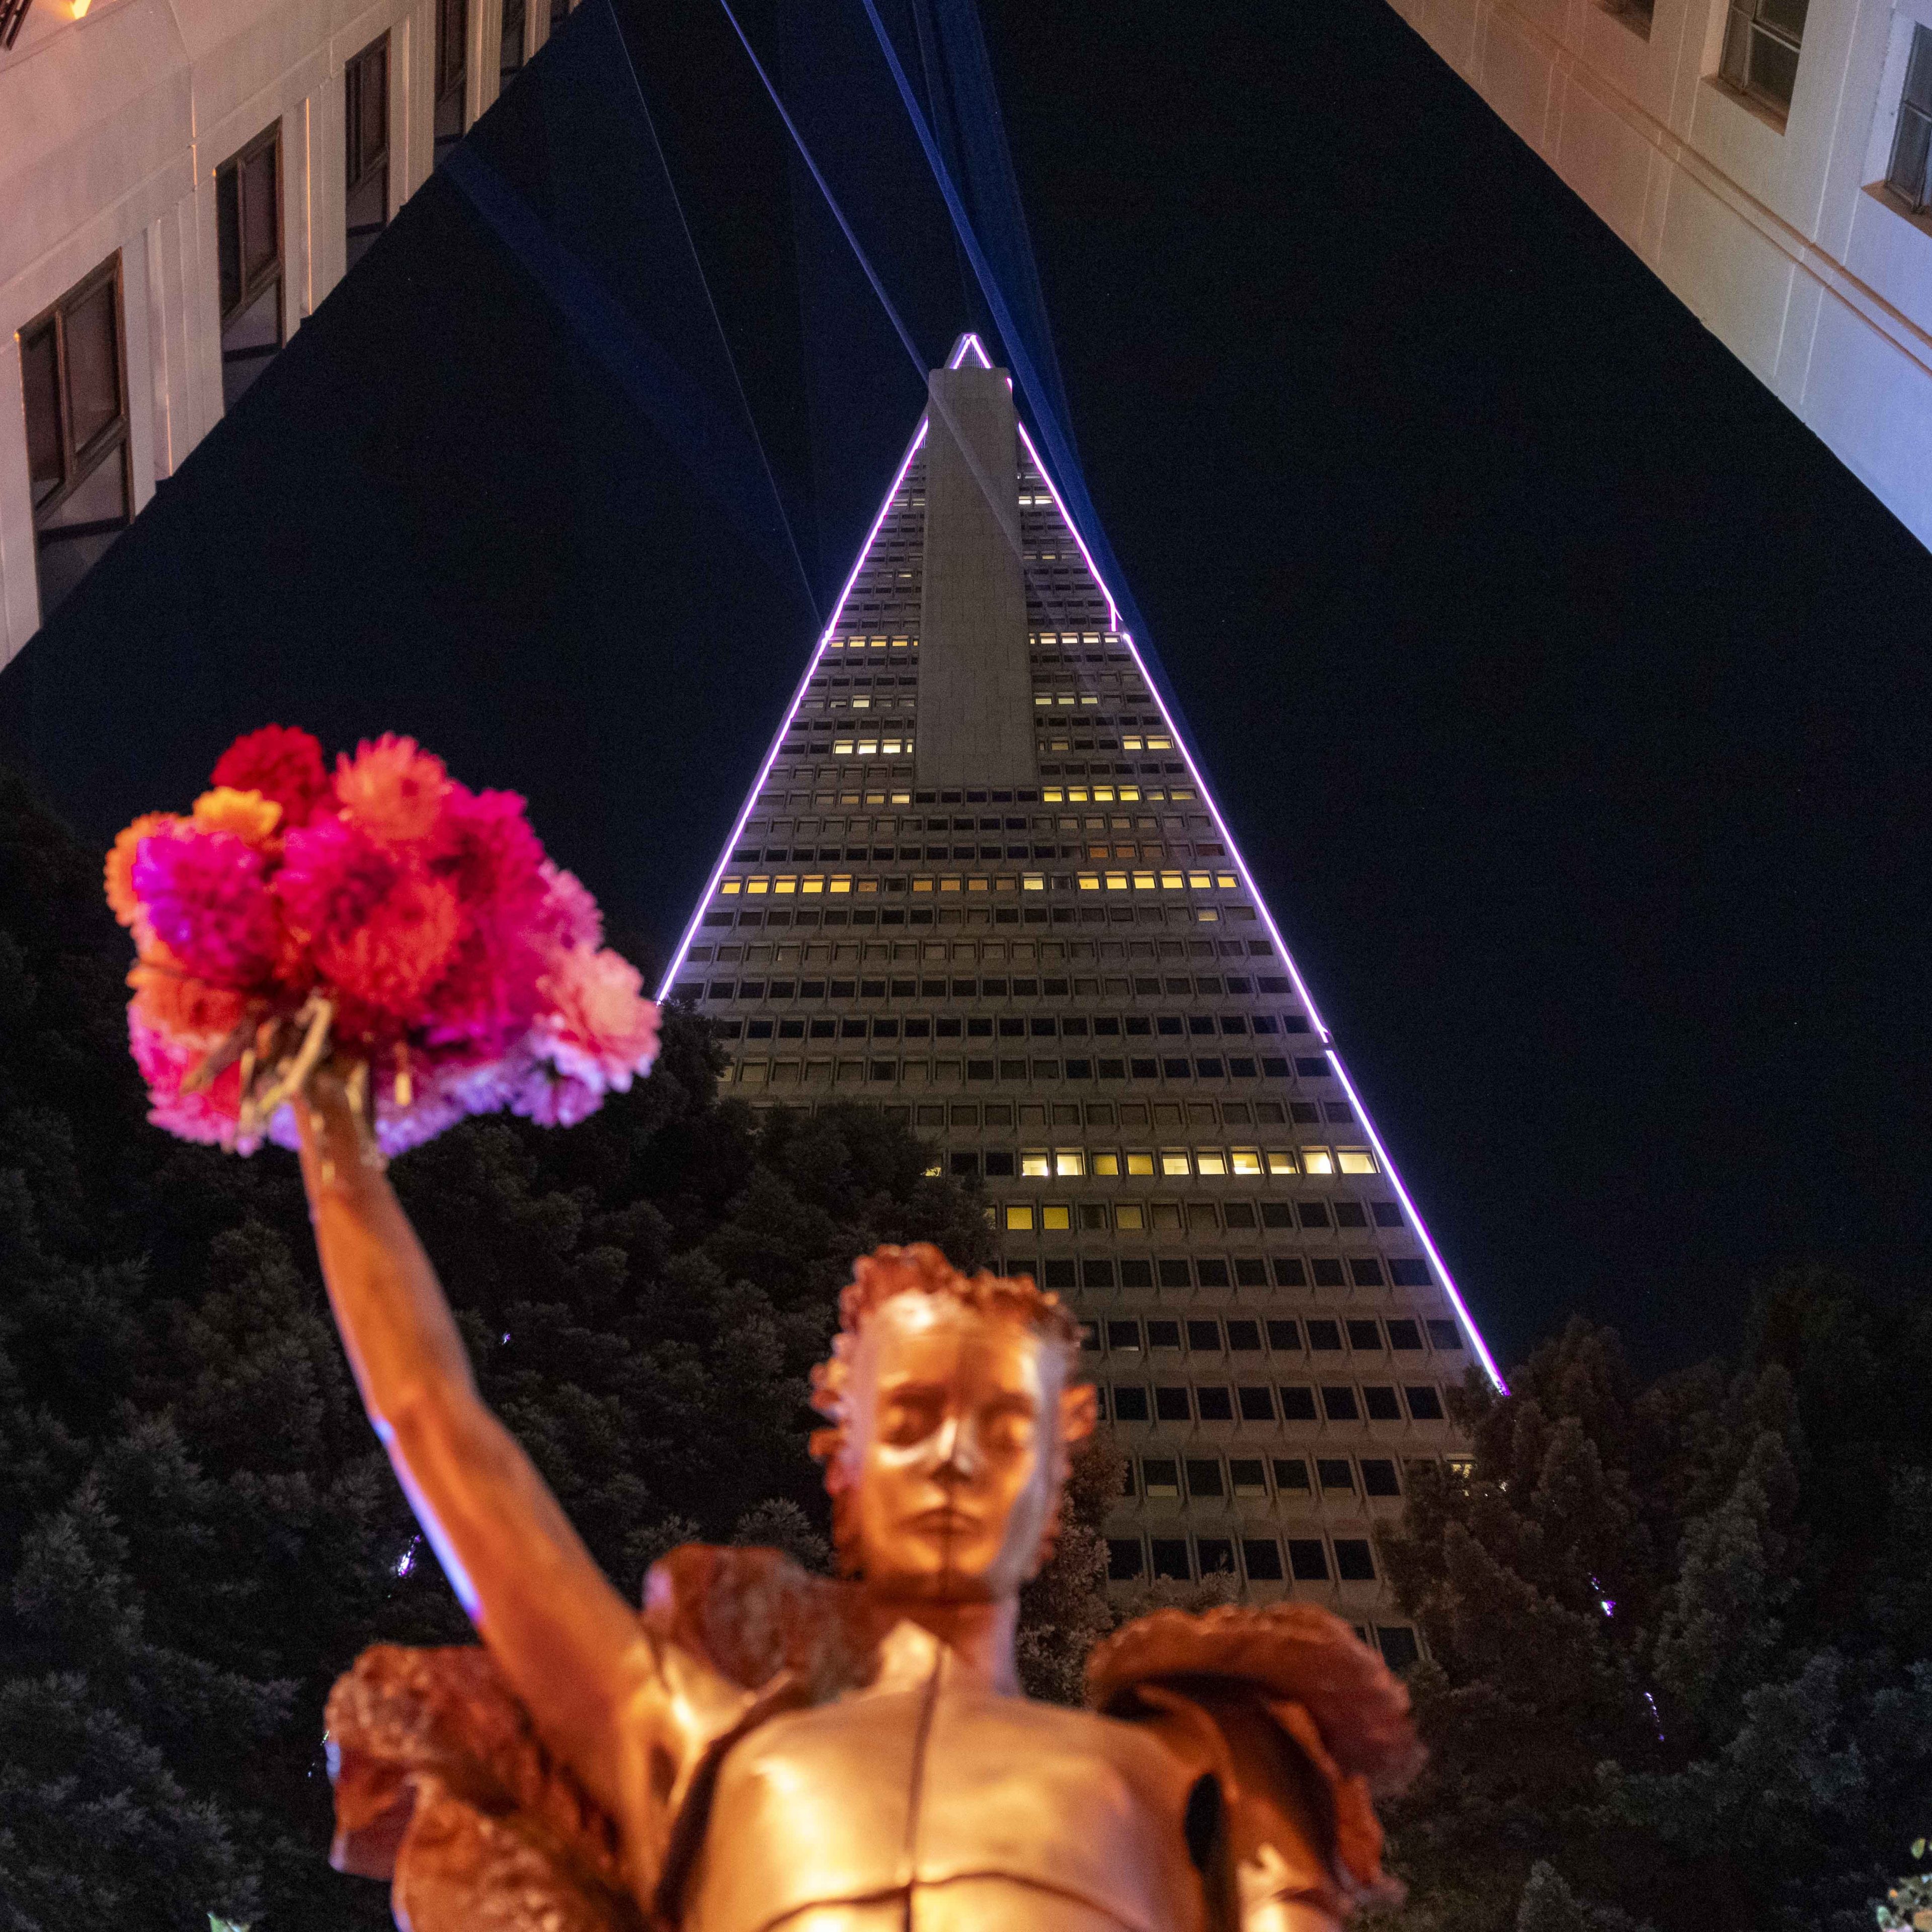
[811, 1245, 1097, 1601]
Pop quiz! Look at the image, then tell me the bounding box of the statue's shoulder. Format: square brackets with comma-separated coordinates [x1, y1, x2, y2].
[641, 1542, 881, 1704]
[1086, 1601, 1424, 1916]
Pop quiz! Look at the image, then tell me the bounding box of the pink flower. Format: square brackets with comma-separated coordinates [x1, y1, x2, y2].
[511, 1061, 604, 1128]
[536, 862, 603, 951]
[335, 735, 451, 848]
[533, 945, 660, 1093]
[130, 825, 284, 989]
[432, 784, 546, 924]
[128, 1009, 242, 1145]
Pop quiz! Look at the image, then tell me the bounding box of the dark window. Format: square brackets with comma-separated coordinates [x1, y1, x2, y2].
[1107, 1538, 1145, 1581]
[1386, 1319, 1423, 1351]
[1364, 1386, 1402, 1422]
[1308, 1320, 1342, 1352]
[1041, 1258, 1076, 1290]
[1362, 1458, 1401, 1497]
[1273, 1457, 1311, 1492]
[500, 0, 526, 83]
[1106, 1319, 1141, 1350]
[1112, 1386, 1150, 1422]
[1242, 1538, 1284, 1582]
[1312, 1258, 1346, 1288]
[20, 258, 131, 620]
[1147, 1318, 1182, 1349]
[1346, 1319, 1382, 1350]
[1196, 1257, 1231, 1286]
[548, 0, 569, 31]
[1294, 1056, 1329, 1077]
[1186, 1319, 1221, 1351]
[1426, 1320, 1463, 1351]
[1391, 1259, 1432, 1287]
[1271, 1258, 1306, 1287]
[1316, 1457, 1354, 1492]
[1119, 1259, 1154, 1289]
[1226, 1319, 1262, 1350]
[983, 1150, 1014, 1177]
[1372, 1200, 1404, 1228]
[1157, 1260, 1191, 1289]
[1279, 1385, 1318, 1421]
[1238, 1385, 1275, 1421]
[1334, 1201, 1368, 1229]
[1322, 1386, 1359, 1422]
[1287, 1539, 1329, 1582]
[1334, 1538, 1376, 1582]
[215, 125, 283, 410]
[1405, 1385, 1445, 1421]
[1196, 1537, 1237, 1577]
[1233, 1257, 1267, 1286]
[1141, 1458, 1180, 1500]
[1300, 1202, 1331, 1230]
[1377, 1626, 1421, 1671]
[1154, 1386, 1192, 1422]
[1185, 1458, 1224, 1499]
[1720, 0, 1807, 116]
[435, 0, 467, 164]
[1082, 1258, 1116, 1288]
[1349, 1257, 1385, 1287]
[1195, 1386, 1234, 1422]
[1266, 1319, 1301, 1351]
[948, 1150, 978, 1176]
[1890, 27, 1932, 212]
[1150, 1538, 1191, 1582]
[345, 35, 390, 271]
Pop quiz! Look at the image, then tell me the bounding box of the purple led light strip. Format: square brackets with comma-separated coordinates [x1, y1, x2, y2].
[1014, 418, 1507, 1392]
[655, 416, 932, 1004]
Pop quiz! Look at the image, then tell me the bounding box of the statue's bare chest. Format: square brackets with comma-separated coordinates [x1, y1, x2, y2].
[679, 1668, 1206, 1932]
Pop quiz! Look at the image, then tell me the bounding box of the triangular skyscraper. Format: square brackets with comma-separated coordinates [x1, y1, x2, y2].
[660, 337, 1500, 1655]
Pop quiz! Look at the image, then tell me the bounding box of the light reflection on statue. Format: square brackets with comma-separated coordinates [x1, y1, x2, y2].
[297, 1070, 1421, 1932]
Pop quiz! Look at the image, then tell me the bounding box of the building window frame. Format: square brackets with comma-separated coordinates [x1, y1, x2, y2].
[19, 254, 132, 623]
[344, 32, 391, 272]
[435, 0, 468, 166]
[1887, 24, 1932, 214]
[500, 0, 527, 87]
[215, 122, 284, 412]
[1718, 0, 1808, 121]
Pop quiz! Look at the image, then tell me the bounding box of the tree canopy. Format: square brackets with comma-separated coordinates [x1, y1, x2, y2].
[1376, 1290, 1932, 1932]
[0, 765, 1004, 1932]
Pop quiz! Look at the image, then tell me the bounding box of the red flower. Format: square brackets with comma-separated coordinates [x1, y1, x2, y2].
[211, 726, 331, 829]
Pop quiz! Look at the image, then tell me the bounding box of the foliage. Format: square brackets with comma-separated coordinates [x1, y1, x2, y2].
[1874, 1838, 1932, 1932]
[0, 766, 1015, 1932]
[1372, 1296, 1932, 1932]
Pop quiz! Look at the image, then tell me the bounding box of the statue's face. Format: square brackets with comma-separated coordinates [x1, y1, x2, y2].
[847, 1292, 1063, 1601]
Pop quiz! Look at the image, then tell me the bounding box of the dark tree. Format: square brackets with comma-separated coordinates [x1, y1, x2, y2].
[0, 767, 1011, 1932]
[1373, 1286, 1932, 1932]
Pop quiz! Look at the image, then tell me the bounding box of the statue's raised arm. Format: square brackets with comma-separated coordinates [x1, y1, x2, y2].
[296, 1073, 759, 1848]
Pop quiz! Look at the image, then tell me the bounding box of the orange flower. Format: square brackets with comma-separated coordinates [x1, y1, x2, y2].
[128, 961, 249, 1046]
[105, 813, 176, 928]
[191, 786, 282, 847]
[335, 735, 450, 848]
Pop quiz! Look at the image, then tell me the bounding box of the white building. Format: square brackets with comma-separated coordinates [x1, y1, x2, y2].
[1387, 0, 1932, 553]
[0, 0, 570, 662]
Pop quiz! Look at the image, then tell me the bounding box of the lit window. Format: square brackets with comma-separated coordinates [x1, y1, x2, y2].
[1105, 871, 1129, 891]
[1091, 1151, 1121, 1177]
[1077, 872, 1101, 892]
[1005, 1204, 1034, 1232]
[1195, 1149, 1228, 1177]
[1054, 1149, 1084, 1177]
[1264, 1150, 1297, 1175]
[1041, 1204, 1071, 1232]
[1114, 1203, 1146, 1230]
[1126, 1151, 1155, 1176]
[1184, 870, 1209, 890]
[1160, 1150, 1190, 1176]
[1302, 1147, 1335, 1175]
[1231, 1148, 1261, 1176]
[1021, 1149, 1051, 1178]
[1337, 1148, 1378, 1174]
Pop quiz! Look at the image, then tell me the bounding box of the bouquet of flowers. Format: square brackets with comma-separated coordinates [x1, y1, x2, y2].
[105, 726, 659, 1154]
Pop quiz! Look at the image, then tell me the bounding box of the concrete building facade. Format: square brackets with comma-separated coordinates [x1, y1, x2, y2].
[659, 341, 1504, 1663]
[1386, 0, 1932, 554]
[0, 0, 570, 662]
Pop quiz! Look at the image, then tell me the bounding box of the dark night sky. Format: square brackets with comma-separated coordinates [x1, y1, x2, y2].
[6, 0, 1930, 1374]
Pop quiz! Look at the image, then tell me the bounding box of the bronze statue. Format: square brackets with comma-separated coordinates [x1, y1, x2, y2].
[296, 1069, 1422, 1932]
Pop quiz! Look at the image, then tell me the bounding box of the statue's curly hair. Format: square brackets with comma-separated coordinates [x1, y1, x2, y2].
[808, 1244, 1096, 1576]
